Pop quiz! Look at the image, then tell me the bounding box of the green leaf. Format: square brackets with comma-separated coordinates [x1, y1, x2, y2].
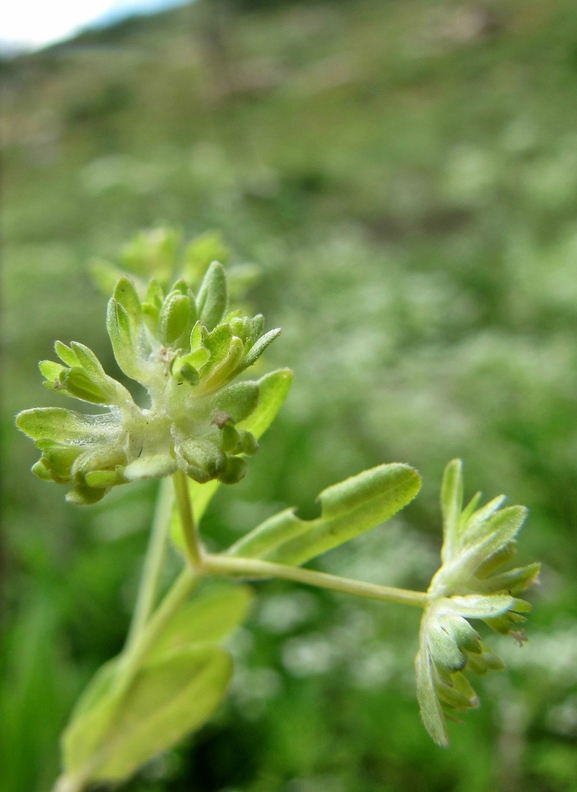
[71, 445, 126, 481]
[203, 323, 233, 363]
[69, 659, 120, 722]
[60, 368, 110, 404]
[238, 368, 293, 437]
[63, 644, 232, 783]
[62, 663, 121, 779]
[31, 459, 53, 481]
[39, 359, 66, 381]
[204, 338, 245, 388]
[227, 463, 421, 566]
[226, 508, 302, 561]
[447, 594, 515, 620]
[213, 381, 259, 423]
[107, 299, 140, 380]
[69, 342, 105, 379]
[190, 320, 204, 351]
[196, 261, 228, 331]
[40, 443, 82, 480]
[113, 277, 143, 327]
[66, 343, 131, 403]
[454, 506, 528, 581]
[440, 459, 463, 564]
[461, 495, 506, 545]
[54, 341, 80, 367]
[415, 640, 448, 748]
[458, 491, 482, 530]
[239, 327, 282, 371]
[436, 671, 478, 711]
[428, 620, 466, 672]
[16, 407, 118, 444]
[478, 562, 541, 594]
[147, 583, 253, 663]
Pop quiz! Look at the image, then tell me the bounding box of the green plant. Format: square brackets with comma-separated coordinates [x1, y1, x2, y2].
[15, 231, 539, 792]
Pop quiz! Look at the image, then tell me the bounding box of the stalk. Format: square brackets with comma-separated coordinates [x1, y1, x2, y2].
[172, 469, 203, 567]
[203, 554, 430, 608]
[125, 477, 174, 650]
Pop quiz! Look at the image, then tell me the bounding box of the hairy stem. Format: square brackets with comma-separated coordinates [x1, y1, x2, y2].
[172, 469, 203, 567]
[203, 554, 430, 608]
[125, 477, 173, 650]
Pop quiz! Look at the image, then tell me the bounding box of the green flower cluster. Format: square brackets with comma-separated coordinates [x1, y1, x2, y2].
[416, 460, 540, 746]
[16, 262, 281, 505]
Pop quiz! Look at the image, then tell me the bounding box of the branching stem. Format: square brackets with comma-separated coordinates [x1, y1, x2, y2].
[203, 554, 430, 608]
[53, 474, 429, 792]
[125, 477, 173, 650]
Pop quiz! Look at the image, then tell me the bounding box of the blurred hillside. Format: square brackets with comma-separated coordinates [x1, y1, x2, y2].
[4, 0, 577, 790]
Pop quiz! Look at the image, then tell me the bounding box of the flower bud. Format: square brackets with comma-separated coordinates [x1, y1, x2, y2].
[218, 456, 248, 485]
[159, 291, 196, 347]
[177, 439, 226, 483]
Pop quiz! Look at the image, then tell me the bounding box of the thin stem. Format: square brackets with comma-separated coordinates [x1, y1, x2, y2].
[203, 555, 430, 608]
[172, 469, 203, 567]
[115, 566, 200, 696]
[125, 477, 174, 650]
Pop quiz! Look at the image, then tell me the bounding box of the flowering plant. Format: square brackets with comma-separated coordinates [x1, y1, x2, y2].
[16, 231, 539, 791]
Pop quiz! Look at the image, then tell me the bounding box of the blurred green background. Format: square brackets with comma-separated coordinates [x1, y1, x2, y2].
[3, 0, 577, 789]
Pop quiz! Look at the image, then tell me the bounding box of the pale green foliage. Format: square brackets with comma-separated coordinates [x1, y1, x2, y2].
[15, 231, 540, 789]
[416, 460, 540, 747]
[62, 584, 250, 785]
[227, 463, 421, 565]
[16, 259, 282, 505]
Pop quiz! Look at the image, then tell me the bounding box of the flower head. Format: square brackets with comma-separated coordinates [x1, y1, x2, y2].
[416, 460, 540, 746]
[16, 261, 281, 505]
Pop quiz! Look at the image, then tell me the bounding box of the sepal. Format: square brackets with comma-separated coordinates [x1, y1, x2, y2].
[196, 261, 228, 331]
[416, 460, 538, 745]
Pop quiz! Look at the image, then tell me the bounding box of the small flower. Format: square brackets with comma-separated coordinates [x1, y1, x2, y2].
[416, 460, 540, 746]
[16, 262, 281, 505]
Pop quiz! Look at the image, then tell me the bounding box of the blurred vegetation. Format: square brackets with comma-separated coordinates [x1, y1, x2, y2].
[3, 0, 577, 789]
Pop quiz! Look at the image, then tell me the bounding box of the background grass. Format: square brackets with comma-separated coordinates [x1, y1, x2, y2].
[3, 0, 577, 789]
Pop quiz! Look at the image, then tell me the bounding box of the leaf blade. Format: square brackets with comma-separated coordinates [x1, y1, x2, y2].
[229, 463, 421, 566]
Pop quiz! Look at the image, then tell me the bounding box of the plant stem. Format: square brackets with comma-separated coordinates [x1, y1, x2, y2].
[203, 554, 430, 608]
[125, 477, 173, 650]
[172, 469, 203, 567]
[116, 566, 200, 695]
